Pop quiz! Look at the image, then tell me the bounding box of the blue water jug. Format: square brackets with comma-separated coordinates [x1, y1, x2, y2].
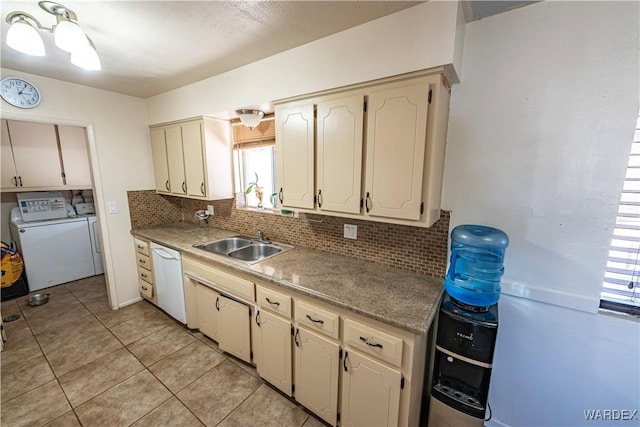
[445, 225, 509, 307]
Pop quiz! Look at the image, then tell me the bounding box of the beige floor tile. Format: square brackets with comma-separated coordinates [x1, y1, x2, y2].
[128, 324, 196, 366]
[131, 396, 204, 427]
[229, 356, 261, 379]
[302, 415, 329, 427]
[218, 384, 309, 427]
[66, 276, 107, 301]
[43, 410, 82, 427]
[75, 370, 172, 427]
[1, 298, 20, 315]
[1, 380, 71, 427]
[1, 354, 55, 403]
[59, 347, 144, 407]
[190, 330, 225, 353]
[177, 359, 262, 426]
[25, 300, 93, 335]
[109, 309, 175, 345]
[150, 340, 226, 393]
[80, 293, 111, 313]
[93, 300, 158, 328]
[0, 333, 43, 366]
[35, 314, 105, 352]
[2, 314, 33, 341]
[44, 328, 123, 377]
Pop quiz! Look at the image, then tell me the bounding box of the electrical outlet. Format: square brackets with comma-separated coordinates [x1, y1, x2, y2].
[344, 224, 357, 240]
[207, 204, 215, 215]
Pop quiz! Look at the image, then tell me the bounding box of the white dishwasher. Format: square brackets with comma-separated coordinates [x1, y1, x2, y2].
[150, 242, 186, 324]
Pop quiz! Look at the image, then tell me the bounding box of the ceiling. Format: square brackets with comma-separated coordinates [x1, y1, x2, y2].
[0, 1, 538, 99]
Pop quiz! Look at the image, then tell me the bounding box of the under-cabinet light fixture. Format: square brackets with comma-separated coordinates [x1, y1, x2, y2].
[5, 1, 101, 71]
[236, 109, 264, 130]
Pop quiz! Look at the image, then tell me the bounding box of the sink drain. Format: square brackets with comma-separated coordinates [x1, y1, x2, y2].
[2, 314, 20, 322]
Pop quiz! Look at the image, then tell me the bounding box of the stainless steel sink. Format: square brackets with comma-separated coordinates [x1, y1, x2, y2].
[194, 236, 293, 264]
[227, 243, 282, 262]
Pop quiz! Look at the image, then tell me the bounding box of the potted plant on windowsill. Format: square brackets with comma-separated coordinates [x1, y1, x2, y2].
[245, 173, 278, 209]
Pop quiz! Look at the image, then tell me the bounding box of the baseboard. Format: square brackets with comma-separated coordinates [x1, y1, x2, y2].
[118, 295, 143, 308]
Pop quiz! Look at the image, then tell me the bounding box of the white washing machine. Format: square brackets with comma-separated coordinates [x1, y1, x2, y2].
[76, 203, 104, 275]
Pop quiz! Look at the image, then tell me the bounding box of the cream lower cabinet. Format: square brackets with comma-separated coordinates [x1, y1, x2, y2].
[254, 309, 293, 396]
[134, 238, 156, 304]
[183, 257, 254, 364]
[341, 349, 402, 427]
[294, 326, 340, 426]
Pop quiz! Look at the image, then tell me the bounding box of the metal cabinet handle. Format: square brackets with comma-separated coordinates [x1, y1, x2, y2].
[182, 181, 186, 193]
[359, 336, 383, 349]
[265, 297, 280, 306]
[365, 192, 371, 213]
[306, 314, 324, 324]
[165, 180, 170, 191]
[317, 190, 323, 208]
[12, 176, 17, 187]
[255, 309, 261, 327]
[139, 259, 146, 264]
[142, 286, 148, 291]
[215, 296, 220, 311]
[278, 187, 283, 203]
[343, 351, 349, 372]
[141, 273, 147, 278]
[294, 328, 300, 347]
[200, 182, 205, 195]
[137, 245, 144, 250]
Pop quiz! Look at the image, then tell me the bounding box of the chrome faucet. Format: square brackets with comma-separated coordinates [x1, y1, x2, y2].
[256, 230, 265, 241]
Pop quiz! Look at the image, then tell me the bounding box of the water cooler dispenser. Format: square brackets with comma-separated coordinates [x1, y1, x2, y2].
[428, 225, 508, 427]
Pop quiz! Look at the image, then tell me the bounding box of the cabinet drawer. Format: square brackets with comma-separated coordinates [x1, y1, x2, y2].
[139, 279, 153, 299]
[136, 253, 151, 270]
[256, 285, 291, 318]
[134, 238, 149, 256]
[183, 257, 254, 301]
[344, 319, 403, 368]
[137, 265, 153, 284]
[294, 300, 339, 340]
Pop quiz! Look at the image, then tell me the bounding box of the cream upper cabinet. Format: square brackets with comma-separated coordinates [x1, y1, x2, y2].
[57, 125, 92, 188]
[254, 309, 293, 396]
[294, 326, 340, 426]
[274, 71, 450, 228]
[2, 119, 63, 189]
[150, 128, 170, 193]
[341, 348, 402, 427]
[275, 104, 315, 209]
[1, 119, 18, 188]
[365, 82, 429, 221]
[149, 117, 232, 200]
[316, 94, 364, 214]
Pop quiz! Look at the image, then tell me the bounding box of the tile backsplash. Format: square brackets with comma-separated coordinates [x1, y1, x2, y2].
[127, 190, 449, 278]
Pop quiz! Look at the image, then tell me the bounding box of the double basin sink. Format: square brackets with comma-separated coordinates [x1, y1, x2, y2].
[194, 236, 293, 264]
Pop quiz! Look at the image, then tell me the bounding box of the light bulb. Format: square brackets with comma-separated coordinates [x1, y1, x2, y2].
[70, 40, 101, 71]
[6, 18, 45, 56]
[54, 19, 88, 53]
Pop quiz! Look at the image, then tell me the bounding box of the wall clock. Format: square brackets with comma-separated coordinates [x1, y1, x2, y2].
[0, 77, 41, 109]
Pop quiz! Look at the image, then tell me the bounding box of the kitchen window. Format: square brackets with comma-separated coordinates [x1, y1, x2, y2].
[601, 113, 640, 316]
[232, 117, 277, 210]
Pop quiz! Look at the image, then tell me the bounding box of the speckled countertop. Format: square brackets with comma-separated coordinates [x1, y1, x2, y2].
[131, 222, 444, 335]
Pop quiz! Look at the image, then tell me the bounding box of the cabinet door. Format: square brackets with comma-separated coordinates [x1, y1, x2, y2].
[6, 120, 63, 188]
[195, 284, 220, 341]
[1, 119, 18, 189]
[341, 349, 402, 427]
[165, 125, 186, 195]
[255, 310, 292, 396]
[294, 327, 340, 426]
[57, 125, 91, 187]
[275, 104, 315, 209]
[150, 128, 170, 193]
[316, 95, 364, 214]
[181, 121, 207, 198]
[218, 295, 252, 363]
[365, 83, 429, 220]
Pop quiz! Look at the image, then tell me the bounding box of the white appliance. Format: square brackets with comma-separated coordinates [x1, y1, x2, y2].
[150, 242, 186, 323]
[75, 202, 104, 275]
[10, 205, 95, 292]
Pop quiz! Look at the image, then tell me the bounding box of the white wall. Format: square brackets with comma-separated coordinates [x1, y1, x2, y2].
[443, 2, 640, 426]
[0, 68, 153, 308]
[146, 0, 464, 124]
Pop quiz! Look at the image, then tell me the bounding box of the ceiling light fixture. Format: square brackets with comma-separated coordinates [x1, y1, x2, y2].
[4, 1, 101, 71]
[236, 109, 264, 130]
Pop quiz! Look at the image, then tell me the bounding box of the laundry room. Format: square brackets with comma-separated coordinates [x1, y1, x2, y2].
[1, 118, 104, 300]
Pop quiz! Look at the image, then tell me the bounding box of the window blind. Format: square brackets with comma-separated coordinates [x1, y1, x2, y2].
[232, 116, 275, 150]
[601, 115, 640, 315]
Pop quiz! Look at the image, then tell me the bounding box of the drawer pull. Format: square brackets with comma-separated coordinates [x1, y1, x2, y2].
[306, 314, 324, 324]
[343, 351, 349, 372]
[142, 286, 147, 291]
[137, 245, 144, 250]
[141, 273, 147, 278]
[139, 259, 146, 264]
[265, 297, 280, 306]
[359, 336, 383, 349]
